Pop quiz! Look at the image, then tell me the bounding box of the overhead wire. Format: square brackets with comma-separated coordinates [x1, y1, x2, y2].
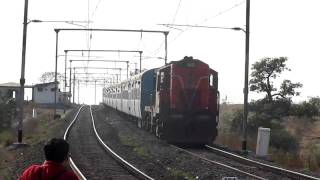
[77, 0, 106, 102]
[199, 0, 245, 25]
[86, 0, 92, 82]
[171, 0, 183, 25]
[152, 0, 245, 57]
[150, 0, 183, 59]
[91, 0, 103, 19]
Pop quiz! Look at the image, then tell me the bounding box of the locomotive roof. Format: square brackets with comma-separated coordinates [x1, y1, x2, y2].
[167, 56, 208, 67]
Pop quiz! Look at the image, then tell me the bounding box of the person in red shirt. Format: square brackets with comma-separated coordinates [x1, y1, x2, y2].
[19, 138, 79, 180]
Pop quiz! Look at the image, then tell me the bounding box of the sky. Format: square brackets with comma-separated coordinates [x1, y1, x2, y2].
[0, 0, 320, 104]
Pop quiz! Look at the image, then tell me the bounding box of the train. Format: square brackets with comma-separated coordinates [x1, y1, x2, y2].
[102, 56, 219, 144]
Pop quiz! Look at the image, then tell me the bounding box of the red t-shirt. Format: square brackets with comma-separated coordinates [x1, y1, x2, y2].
[19, 160, 79, 180]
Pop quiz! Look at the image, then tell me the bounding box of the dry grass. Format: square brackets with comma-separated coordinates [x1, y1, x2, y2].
[0, 147, 16, 180]
[0, 103, 70, 179]
[282, 116, 320, 172]
[0, 103, 56, 147]
[218, 104, 320, 173]
[215, 132, 256, 152]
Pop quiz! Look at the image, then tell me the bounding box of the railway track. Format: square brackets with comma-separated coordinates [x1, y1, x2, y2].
[174, 145, 320, 180]
[205, 145, 320, 180]
[62, 105, 320, 179]
[63, 105, 154, 180]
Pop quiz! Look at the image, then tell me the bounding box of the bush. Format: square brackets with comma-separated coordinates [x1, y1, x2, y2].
[250, 99, 291, 118]
[0, 130, 14, 147]
[230, 109, 243, 134]
[289, 98, 320, 118]
[248, 113, 282, 135]
[270, 129, 299, 152]
[230, 110, 283, 136]
[304, 143, 320, 171]
[0, 102, 16, 130]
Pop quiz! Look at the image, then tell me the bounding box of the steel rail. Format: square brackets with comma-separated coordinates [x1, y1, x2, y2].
[205, 145, 320, 180]
[63, 105, 87, 180]
[173, 146, 266, 180]
[89, 106, 154, 180]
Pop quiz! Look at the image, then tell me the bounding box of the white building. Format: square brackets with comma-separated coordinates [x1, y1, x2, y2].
[0, 82, 21, 104]
[32, 82, 70, 105]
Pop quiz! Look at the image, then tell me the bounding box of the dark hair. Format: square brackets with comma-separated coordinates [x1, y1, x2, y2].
[44, 138, 69, 163]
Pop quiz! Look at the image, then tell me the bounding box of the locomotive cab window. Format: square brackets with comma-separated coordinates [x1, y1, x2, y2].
[209, 73, 218, 90]
[209, 74, 214, 87]
[160, 72, 164, 84]
[158, 72, 165, 90]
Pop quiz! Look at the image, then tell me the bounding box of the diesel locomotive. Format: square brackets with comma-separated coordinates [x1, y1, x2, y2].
[103, 56, 219, 144]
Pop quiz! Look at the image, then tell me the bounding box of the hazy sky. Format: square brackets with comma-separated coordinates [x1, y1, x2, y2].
[1, 0, 319, 104]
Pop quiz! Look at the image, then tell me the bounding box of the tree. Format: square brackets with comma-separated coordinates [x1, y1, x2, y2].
[249, 57, 302, 102]
[39, 72, 64, 83]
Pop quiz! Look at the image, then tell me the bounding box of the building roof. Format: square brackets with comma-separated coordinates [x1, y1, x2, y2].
[0, 82, 33, 89]
[0, 82, 20, 87]
[33, 81, 59, 87]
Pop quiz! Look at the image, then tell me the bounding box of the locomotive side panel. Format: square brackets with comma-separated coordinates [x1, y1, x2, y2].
[102, 57, 219, 145]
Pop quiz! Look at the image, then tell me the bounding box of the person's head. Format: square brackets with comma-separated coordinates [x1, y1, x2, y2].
[44, 138, 69, 163]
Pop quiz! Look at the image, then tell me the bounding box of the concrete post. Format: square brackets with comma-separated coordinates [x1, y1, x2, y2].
[256, 127, 270, 157]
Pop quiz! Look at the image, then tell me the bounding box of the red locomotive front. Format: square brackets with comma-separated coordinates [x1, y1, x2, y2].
[156, 56, 219, 144]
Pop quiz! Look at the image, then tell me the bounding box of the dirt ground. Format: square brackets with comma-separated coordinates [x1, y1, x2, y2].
[1, 105, 242, 180]
[92, 105, 244, 179]
[2, 103, 320, 179]
[0, 107, 77, 180]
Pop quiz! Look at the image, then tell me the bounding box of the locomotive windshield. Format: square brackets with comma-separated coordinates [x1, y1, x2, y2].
[176, 60, 197, 68]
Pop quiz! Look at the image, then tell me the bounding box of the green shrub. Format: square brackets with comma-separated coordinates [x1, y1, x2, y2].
[230, 108, 283, 136]
[290, 102, 318, 118]
[230, 109, 243, 134]
[0, 130, 14, 147]
[0, 102, 16, 130]
[304, 143, 320, 171]
[270, 129, 299, 152]
[250, 99, 291, 118]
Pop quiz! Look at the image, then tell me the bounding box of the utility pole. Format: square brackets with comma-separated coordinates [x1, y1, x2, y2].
[139, 51, 142, 72]
[94, 80, 97, 104]
[164, 32, 168, 65]
[77, 79, 80, 104]
[158, 7, 250, 152]
[69, 60, 72, 100]
[54, 29, 59, 118]
[242, 0, 250, 152]
[64, 50, 68, 92]
[73, 68, 75, 104]
[17, 0, 29, 144]
[127, 61, 129, 79]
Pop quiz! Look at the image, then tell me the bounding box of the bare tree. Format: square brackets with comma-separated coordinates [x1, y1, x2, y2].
[39, 72, 64, 83]
[250, 57, 302, 102]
